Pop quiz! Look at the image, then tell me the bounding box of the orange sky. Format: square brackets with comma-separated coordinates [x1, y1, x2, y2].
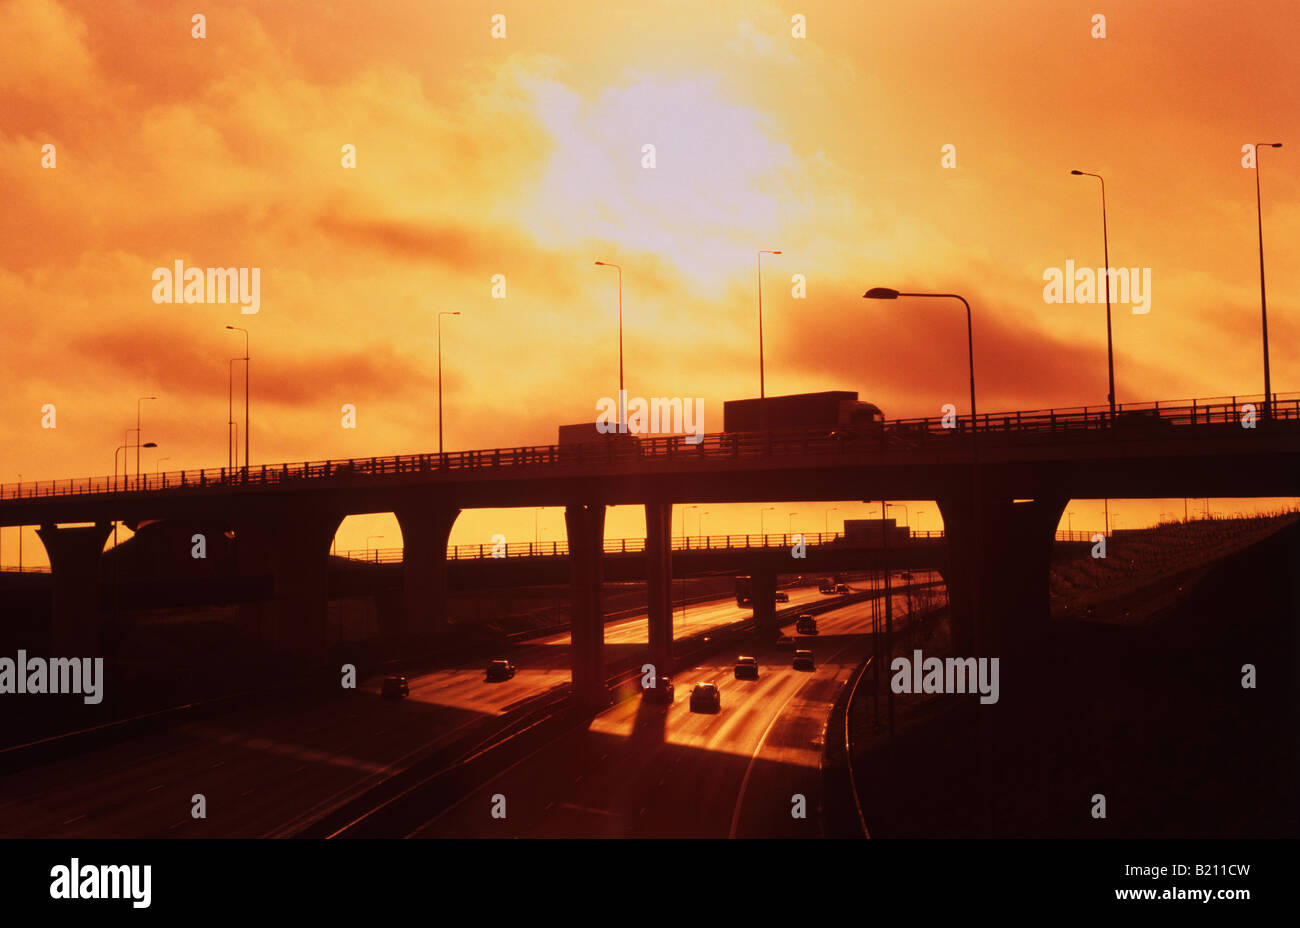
[2, 0, 1297, 561]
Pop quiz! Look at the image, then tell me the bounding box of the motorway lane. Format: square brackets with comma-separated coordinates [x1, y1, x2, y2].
[0, 587, 834, 838]
[412, 591, 930, 838]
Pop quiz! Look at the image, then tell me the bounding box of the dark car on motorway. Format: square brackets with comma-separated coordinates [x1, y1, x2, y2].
[774, 634, 796, 651]
[775, 591, 789, 603]
[642, 675, 674, 704]
[792, 649, 815, 671]
[734, 656, 759, 680]
[795, 614, 819, 635]
[835, 583, 850, 594]
[380, 675, 409, 699]
[689, 682, 722, 713]
[485, 659, 516, 681]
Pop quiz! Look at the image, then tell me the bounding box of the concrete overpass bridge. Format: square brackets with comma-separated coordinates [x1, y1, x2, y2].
[2, 392, 1297, 706]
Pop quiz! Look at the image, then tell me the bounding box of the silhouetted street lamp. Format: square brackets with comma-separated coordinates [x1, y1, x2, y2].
[1251, 142, 1283, 418]
[594, 261, 624, 430]
[226, 326, 249, 476]
[760, 505, 775, 537]
[787, 511, 798, 534]
[887, 502, 909, 537]
[1070, 170, 1116, 416]
[824, 506, 838, 535]
[437, 311, 460, 454]
[864, 289, 977, 435]
[757, 250, 782, 399]
[135, 396, 156, 490]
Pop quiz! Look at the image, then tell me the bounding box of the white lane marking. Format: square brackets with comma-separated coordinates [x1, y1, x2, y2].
[728, 638, 859, 839]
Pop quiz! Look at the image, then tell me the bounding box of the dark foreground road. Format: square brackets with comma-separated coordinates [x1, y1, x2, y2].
[414, 594, 920, 838]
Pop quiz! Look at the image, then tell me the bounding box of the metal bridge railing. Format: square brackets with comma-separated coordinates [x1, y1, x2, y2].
[2, 392, 1296, 503]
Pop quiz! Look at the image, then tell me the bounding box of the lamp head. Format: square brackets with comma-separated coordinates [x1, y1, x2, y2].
[864, 287, 900, 300]
[142, 442, 158, 449]
[1070, 169, 1084, 175]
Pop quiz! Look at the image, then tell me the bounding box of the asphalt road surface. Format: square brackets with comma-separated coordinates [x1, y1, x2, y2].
[413, 592, 924, 838]
[0, 582, 889, 838]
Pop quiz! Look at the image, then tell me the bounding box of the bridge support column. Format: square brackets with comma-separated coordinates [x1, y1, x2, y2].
[37, 522, 112, 655]
[752, 569, 778, 639]
[395, 498, 460, 639]
[565, 502, 607, 710]
[234, 507, 341, 667]
[644, 502, 673, 677]
[937, 493, 1068, 655]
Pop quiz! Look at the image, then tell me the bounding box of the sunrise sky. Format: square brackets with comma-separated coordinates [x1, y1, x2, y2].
[2, 0, 1297, 561]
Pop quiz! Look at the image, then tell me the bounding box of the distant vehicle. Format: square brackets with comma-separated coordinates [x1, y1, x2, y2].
[689, 682, 722, 712]
[485, 659, 516, 682]
[775, 590, 789, 603]
[642, 675, 675, 704]
[901, 571, 913, 581]
[723, 391, 884, 437]
[774, 635, 796, 651]
[734, 656, 759, 680]
[835, 583, 850, 594]
[734, 575, 753, 607]
[795, 614, 819, 635]
[1111, 409, 1173, 431]
[380, 675, 409, 699]
[818, 578, 836, 594]
[792, 649, 815, 671]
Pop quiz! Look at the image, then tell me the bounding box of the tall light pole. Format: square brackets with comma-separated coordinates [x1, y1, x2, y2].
[156, 457, 170, 477]
[699, 510, 709, 539]
[787, 511, 798, 535]
[866, 289, 980, 779]
[15, 475, 19, 571]
[135, 396, 156, 490]
[1067, 510, 1075, 533]
[226, 326, 249, 477]
[760, 506, 775, 538]
[824, 506, 838, 535]
[1071, 170, 1116, 417]
[594, 261, 624, 431]
[437, 311, 460, 454]
[1252, 142, 1283, 418]
[228, 356, 243, 469]
[534, 507, 543, 544]
[757, 250, 781, 399]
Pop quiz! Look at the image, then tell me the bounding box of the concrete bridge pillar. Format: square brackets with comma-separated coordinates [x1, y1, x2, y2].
[37, 522, 113, 655]
[644, 501, 673, 677]
[395, 498, 460, 639]
[937, 493, 1069, 656]
[565, 502, 607, 709]
[751, 568, 779, 639]
[233, 506, 342, 666]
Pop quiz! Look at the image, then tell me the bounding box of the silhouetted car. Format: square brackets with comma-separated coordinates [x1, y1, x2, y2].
[775, 591, 789, 603]
[1112, 409, 1173, 431]
[485, 659, 516, 681]
[689, 682, 722, 712]
[734, 656, 759, 680]
[795, 614, 819, 635]
[774, 635, 796, 651]
[818, 579, 836, 594]
[642, 675, 674, 704]
[380, 675, 409, 699]
[792, 649, 815, 671]
[835, 583, 850, 594]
